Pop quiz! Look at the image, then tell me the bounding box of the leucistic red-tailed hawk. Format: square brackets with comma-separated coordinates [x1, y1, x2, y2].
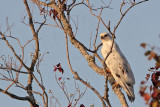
[100, 32, 135, 102]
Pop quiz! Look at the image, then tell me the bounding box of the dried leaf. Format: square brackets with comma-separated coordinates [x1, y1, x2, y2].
[155, 63, 160, 70]
[150, 85, 153, 93]
[144, 93, 150, 104]
[141, 81, 145, 85]
[146, 74, 150, 81]
[57, 68, 64, 74]
[156, 71, 160, 76]
[139, 86, 147, 96]
[54, 68, 57, 71]
[156, 81, 160, 87]
[140, 43, 146, 48]
[155, 63, 160, 69]
[54, 63, 64, 74]
[152, 91, 158, 99]
[146, 74, 150, 78]
[148, 51, 156, 60]
[151, 73, 156, 82]
[53, 65, 57, 71]
[151, 73, 159, 87]
[150, 67, 155, 70]
[145, 51, 151, 56]
[58, 77, 62, 81]
[56, 63, 61, 67]
[150, 100, 159, 107]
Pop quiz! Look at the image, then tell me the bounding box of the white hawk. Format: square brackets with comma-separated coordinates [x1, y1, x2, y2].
[100, 32, 135, 102]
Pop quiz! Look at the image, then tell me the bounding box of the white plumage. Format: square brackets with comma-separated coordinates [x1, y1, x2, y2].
[100, 33, 135, 102]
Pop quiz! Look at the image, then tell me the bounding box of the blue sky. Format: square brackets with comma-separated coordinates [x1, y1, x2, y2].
[0, 0, 160, 107]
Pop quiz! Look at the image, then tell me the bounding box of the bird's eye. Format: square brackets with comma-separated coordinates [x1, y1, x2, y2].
[104, 34, 108, 37]
[127, 83, 131, 87]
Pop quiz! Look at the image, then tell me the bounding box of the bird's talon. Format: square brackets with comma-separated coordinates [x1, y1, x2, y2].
[106, 67, 111, 73]
[112, 82, 120, 89]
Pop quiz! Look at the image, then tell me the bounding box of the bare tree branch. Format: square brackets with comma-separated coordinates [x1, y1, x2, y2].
[0, 0, 149, 107]
[0, 32, 30, 71]
[23, 0, 40, 106]
[64, 31, 106, 106]
[0, 67, 31, 74]
[0, 88, 30, 101]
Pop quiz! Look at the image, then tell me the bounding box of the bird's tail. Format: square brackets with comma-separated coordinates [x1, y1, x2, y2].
[127, 94, 135, 102]
[123, 83, 135, 102]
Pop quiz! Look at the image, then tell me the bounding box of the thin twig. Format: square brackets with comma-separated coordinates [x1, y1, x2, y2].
[0, 32, 30, 71]
[54, 72, 70, 103]
[0, 67, 31, 74]
[0, 88, 30, 101]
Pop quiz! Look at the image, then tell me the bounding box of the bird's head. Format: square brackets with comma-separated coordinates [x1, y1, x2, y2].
[100, 33, 112, 43]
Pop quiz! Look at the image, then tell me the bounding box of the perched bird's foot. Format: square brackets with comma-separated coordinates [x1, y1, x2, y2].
[106, 67, 111, 73]
[112, 82, 120, 89]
